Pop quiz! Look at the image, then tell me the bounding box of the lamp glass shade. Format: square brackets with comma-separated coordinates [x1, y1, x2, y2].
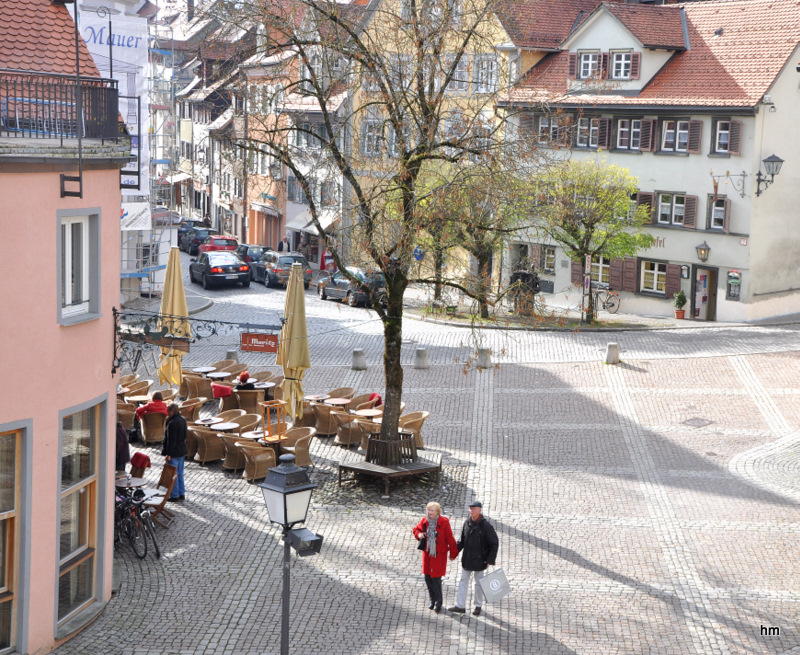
[762, 154, 784, 177]
[284, 488, 313, 526]
[262, 486, 287, 526]
[695, 241, 710, 262]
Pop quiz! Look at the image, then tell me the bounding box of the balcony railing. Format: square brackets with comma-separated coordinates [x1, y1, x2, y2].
[0, 68, 120, 141]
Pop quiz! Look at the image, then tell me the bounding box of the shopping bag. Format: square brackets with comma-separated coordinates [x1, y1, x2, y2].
[477, 567, 511, 603]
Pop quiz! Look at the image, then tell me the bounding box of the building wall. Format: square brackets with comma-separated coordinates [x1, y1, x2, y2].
[0, 165, 119, 653]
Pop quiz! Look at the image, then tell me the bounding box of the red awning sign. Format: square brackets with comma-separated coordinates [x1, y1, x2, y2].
[241, 332, 278, 353]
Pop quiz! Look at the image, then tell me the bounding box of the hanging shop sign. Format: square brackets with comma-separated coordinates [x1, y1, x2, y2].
[241, 332, 278, 353]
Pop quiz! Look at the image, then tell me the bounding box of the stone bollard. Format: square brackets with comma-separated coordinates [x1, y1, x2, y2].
[414, 347, 429, 370]
[605, 343, 620, 365]
[226, 349, 239, 363]
[352, 348, 367, 370]
[476, 348, 492, 369]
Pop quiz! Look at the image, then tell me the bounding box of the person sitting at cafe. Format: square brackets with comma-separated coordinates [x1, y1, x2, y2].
[135, 391, 169, 421]
[235, 371, 255, 391]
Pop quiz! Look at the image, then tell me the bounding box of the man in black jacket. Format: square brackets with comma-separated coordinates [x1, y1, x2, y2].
[163, 404, 188, 502]
[447, 501, 499, 616]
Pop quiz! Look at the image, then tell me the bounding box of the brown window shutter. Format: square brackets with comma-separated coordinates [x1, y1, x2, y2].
[729, 120, 742, 155]
[683, 195, 698, 229]
[529, 244, 542, 269]
[568, 54, 578, 79]
[600, 53, 609, 79]
[520, 113, 534, 134]
[622, 257, 638, 292]
[664, 264, 681, 298]
[609, 258, 623, 291]
[571, 260, 583, 285]
[687, 120, 703, 154]
[630, 53, 641, 80]
[639, 119, 657, 152]
[636, 191, 655, 223]
[723, 198, 731, 233]
[597, 118, 611, 149]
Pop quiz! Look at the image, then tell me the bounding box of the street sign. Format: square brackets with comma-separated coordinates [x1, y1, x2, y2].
[413, 246, 424, 262]
[585, 255, 592, 274]
[584, 275, 591, 293]
[241, 332, 278, 353]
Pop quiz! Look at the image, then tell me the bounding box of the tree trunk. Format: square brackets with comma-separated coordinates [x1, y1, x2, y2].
[433, 247, 444, 301]
[380, 279, 407, 448]
[477, 252, 492, 320]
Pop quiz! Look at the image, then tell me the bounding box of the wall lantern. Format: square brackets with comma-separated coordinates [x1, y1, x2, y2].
[695, 241, 711, 263]
[755, 154, 784, 196]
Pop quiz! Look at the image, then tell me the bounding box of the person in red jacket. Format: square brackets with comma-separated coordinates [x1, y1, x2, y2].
[134, 391, 169, 421]
[412, 502, 458, 613]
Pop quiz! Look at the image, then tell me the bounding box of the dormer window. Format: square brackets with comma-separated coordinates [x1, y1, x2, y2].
[611, 51, 631, 80]
[579, 52, 600, 79]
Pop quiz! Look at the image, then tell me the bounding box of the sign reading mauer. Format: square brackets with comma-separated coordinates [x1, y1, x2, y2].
[241, 332, 278, 353]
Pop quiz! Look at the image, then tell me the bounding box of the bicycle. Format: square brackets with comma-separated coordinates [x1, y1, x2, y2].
[114, 493, 147, 560]
[591, 282, 620, 314]
[138, 502, 161, 559]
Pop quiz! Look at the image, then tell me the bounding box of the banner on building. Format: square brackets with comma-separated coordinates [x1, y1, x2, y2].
[121, 202, 152, 231]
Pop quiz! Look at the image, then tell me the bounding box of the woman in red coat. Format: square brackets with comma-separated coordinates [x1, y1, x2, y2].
[412, 502, 458, 613]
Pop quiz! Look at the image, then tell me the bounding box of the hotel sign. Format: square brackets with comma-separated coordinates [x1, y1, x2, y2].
[241, 332, 278, 353]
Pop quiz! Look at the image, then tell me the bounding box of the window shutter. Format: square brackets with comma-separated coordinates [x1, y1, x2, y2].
[630, 53, 641, 80]
[723, 198, 731, 233]
[519, 113, 534, 135]
[600, 53, 609, 79]
[636, 191, 655, 223]
[609, 258, 623, 291]
[571, 260, 583, 285]
[622, 257, 638, 292]
[664, 264, 681, 299]
[597, 118, 611, 149]
[639, 119, 657, 152]
[687, 120, 703, 154]
[568, 54, 578, 79]
[729, 120, 742, 156]
[683, 195, 698, 229]
[529, 244, 542, 270]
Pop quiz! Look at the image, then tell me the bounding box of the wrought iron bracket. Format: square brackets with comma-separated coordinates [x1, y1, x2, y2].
[710, 170, 747, 199]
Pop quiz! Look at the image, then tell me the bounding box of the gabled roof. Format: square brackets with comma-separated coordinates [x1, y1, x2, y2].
[570, 3, 686, 50]
[503, 0, 800, 110]
[494, 0, 601, 50]
[0, 0, 100, 77]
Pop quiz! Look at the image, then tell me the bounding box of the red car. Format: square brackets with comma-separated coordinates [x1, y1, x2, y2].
[197, 235, 238, 255]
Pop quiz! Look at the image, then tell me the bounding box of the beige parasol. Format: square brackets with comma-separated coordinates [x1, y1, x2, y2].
[158, 247, 192, 386]
[277, 263, 311, 420]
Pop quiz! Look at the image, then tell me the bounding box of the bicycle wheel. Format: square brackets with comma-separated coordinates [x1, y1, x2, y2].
[605, 293, 620, 314]
[143, 512, 161, 559]
[125, 515, 148, 559]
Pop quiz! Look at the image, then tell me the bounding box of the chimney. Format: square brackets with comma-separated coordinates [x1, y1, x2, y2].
[188, 0, 195, 20]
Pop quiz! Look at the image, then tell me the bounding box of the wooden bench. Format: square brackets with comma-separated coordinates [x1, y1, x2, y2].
[338, 449, 442, 496]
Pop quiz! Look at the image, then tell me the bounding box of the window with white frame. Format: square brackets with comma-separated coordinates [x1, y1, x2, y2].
[321, 180, 339, 207]
[714, 120, 730, 153]
[360, 111, 383, 157]
[616, 119, 641, 150]
[611, 52, 631, 79]
[579, 52, 599, 79]
[590, 256, 610, 284]
[473, 54, 498, 93]
[641, 260, 667, 293]
[58, 406, 97, 622]
[543, 246, 556, 274]
[60, 216, 93, 319]
[661, 119, 689, 152]
[386, 122, 411, 158]
[710, 197, 726, 229]
[657, 193, 685, 225]
[444, 54, 469, 93]
[0, 430, 19, 650]
[576, 117, 599, 147]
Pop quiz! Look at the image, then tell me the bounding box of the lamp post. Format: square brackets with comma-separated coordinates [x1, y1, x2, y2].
[259, 455, 322, 655]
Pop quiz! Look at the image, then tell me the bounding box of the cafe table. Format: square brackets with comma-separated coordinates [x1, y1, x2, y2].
[352, 408, 383, 419]
[257, 434, 289, 456]
[195, 417, 224, 426]
[114, 476, 147, 489]
[254, 381, 275, 389]
[210, 422, 239, 432]
[192, 366, 216, 376]
[239, 429, 267, 440]
[125, 395, 152, 405]
[304, 394, 330, 402]
[116, 386, 130, 396]
[207, 371, 232, 381]
[324, 397, 351, 407]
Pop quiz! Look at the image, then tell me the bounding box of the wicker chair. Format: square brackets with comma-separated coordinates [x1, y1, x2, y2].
[210, 359, 236, 369]
[283, 427, 316, 448]
[179, 397, 207, 422]
[217, 382, 240, 412]
[282, 434, 313, 468]
[266, 377, 284, 401]
[158, 388, 178, 403]
[140, 412, 167, 445]
[312, 403, 338, 436]
[119, 373, 139, 387]
[251, 371, 275, 382]
[238, 441, 276, 482]
[346, 394, 373, 411]
[220, 363, 248, 378]
[185, 426, 199, 461]
[220, 434, 247, 471]
[194, 428, 226, 464]
[357, 420, 380, 451]
[235, 389, 266, 414]
[187, 375, 214, 401]
[398, 411, 430, 449]
[332, 412, 361, 448]
[291, 401, 317, 429]
[127, 379, 154, 396]
[325, 387, 356, 400]
[355, 398, 379, 411]
[217, 409, 246, 422]
[231, 413, 262, 437]
[117, 408, 135, 431]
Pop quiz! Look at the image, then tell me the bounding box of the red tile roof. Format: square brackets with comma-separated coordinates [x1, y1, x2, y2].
[0, 0, 100, 77]
[495, 0, 601, 49]
[601, 3, 685, 50]
[503, 0, 800, 109]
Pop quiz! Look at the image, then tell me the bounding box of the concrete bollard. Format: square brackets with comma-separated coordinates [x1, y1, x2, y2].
[226, 349, 239, 363]
[605, 343, 620, 365]
[476, 348, 492, 369]
[351, 348, 367, 370]
[414, 347, 429, 369]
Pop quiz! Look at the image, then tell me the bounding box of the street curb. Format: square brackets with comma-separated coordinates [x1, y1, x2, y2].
[188, 299, 214, 315]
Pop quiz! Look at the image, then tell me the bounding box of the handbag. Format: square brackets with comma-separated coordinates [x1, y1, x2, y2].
[417, 536, 426, 551]
[477, 568, 511, 603]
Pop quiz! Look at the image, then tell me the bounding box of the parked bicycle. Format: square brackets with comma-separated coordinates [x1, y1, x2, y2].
[591, 282, 620, 314]
[115, 492, 147, 559]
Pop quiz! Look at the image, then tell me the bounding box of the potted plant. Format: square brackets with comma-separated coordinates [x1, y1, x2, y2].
[673, 289, 687, 319]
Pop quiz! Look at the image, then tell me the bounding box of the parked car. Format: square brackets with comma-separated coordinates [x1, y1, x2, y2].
[317, 267, 386, 307]
[180, 227, 218, 255]
[251, 252, 312, 289]
[235, 244, 273, 279]
[198, 234, 238, 255]
[188, 251, 250, 289]
[177, 219, 204, 241]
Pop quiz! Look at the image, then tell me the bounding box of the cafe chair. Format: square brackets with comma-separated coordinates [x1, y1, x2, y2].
[332, 412, 361, 448]
[346, 393, 373, 411]
[398, 411, 430, 449]
[312, 403, 338, 437]
[219, 363, 248, 378]
[194, 428, 226, 464]
[357, 420, 380, 451]
[140, 412, 167, 445]
[179, 397, 207, 422]
[143, 472, 178, 528]
[145, 463, 177, 498]
[185, 426, 199, 461]
[217, 409, 246, 422]
[158, 388, 178, 403]
[119, 373, 139, 387]
[325, 387, 356, 400]
[117, 408, 135, 432]
[235, 389, 266, 414]
[217, 382, 240, 412]
[283, 427, 316, 448]
[231, 413, 262, 437]
[220, 434, 247, 471]
[127, 379, 154, 397]
[237, 441, 276, 483]
[210, 359, 236, 370]
[186, 375, 214, 402]
[290, 402, 317, 429]
[251, 371, 275, 382]
[282, 434, 313, 468]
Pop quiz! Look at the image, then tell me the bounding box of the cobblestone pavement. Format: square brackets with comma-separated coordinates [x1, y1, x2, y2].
[67, 257, 800, 655]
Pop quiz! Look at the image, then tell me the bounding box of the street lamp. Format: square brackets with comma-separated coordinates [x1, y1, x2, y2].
[695, 241, 711, 263]
[259, 455, 323, 655]
[755, 154, 784, 196]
